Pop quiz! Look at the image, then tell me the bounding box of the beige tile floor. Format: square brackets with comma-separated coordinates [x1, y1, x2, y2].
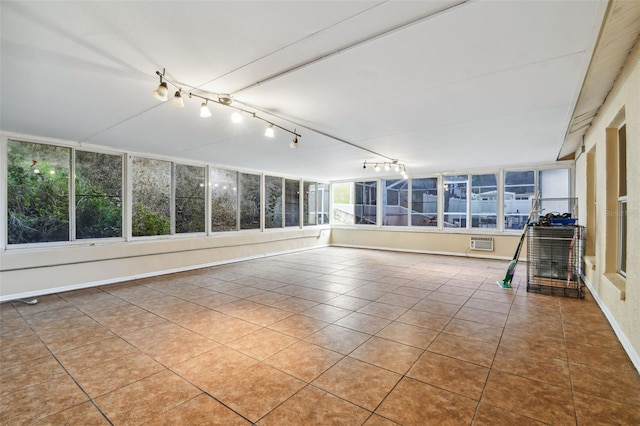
[1, 247, 639, 425]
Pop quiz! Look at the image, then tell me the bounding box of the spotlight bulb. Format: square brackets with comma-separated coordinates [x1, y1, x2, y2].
[231, 111, 242, 123]
[152, 81, 168, 102]
[374, 164, 381, 172]
[200, 102, 212, 118]
[384, 163, 391, 171]
[290, 136, 298, 149]
[172, 91, 184, 108]
[265, 125, 275, 138]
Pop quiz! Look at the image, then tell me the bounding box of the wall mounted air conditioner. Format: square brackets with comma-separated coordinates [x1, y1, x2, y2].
[470, 236, 494, 251]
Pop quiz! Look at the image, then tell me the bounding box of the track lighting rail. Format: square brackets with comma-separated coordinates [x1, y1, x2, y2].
[152, 69, 301, 142]
[152, 69, 405, 167]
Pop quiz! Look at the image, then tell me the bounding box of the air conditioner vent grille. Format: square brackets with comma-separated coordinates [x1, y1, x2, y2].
[470, 236, 494, 251]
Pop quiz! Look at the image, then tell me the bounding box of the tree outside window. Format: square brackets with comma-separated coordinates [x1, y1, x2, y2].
[239, 173, 261, 230]
[211, 168, 238, 232]
[175, 164, 206, 234]
[131, 157, 171, 236]
[75, 150, 122, 239]
[7, 140, 70, 244]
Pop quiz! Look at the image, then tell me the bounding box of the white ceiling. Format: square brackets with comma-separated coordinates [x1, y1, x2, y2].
[1, 0, 609, 181]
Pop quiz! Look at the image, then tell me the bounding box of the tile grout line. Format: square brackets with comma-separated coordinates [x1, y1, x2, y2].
[12, 303, 115, 426]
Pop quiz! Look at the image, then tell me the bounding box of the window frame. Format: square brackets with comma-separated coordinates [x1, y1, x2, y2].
[617, 123, 627, 277]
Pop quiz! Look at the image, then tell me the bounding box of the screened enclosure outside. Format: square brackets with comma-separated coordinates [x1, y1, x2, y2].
[131, 157, 171, 236]
[304, 181, 330, 226]
[210, 168, 238, 232]
[265, 176, 283, 229]
[285, 179, 300, 227]
[7, 140, 71, 244]
[318, 183, 330, 225]
[471, 173, 498, 228]
[240, 172, 261, 230]
[355, 181, 377, 224]
[504, 170, 535, 229]
[411, 177, 438, 226]
[331, 181, 376, 225]
[175, 164, 206, 234]
[538, 168, 572, 219]
[443, 175, 468, 228]
[383, 179, 408, 226]
[75, 150, 123, 239]
[303, 181, 317, 226]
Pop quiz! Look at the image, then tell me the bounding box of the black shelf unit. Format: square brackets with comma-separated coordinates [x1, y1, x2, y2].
[526, 225, 585, 298]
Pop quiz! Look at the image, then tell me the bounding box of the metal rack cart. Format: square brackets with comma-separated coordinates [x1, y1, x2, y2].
[526, 225, 585, 298]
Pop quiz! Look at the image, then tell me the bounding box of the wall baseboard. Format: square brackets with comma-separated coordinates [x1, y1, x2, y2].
[582, 274, 640, 375]
[330, 243, 513, 261]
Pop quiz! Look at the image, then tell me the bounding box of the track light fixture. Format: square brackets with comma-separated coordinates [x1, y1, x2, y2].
[362, 160, 408, 178]
[151, 69, 301, 146]
[200, 101, 212, 118]
[172, 90, 184, 108]
[265, 124, 275, 138]
[152, 70, 169, 102]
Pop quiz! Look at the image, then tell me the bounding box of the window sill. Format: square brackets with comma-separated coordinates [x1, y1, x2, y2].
[604, 273, 626, 301]
[584, 256, 596, 271]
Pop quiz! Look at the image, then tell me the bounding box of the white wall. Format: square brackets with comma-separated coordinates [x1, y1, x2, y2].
[576, 40, 640, 371]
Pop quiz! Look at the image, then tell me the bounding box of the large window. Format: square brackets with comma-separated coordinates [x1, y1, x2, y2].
[211, 168, 238, 232]
[317, 183, 331, 225]
[383, 179, 408, 226]
[6, 137, 578, 247]
[265, 176, 283, 229]
[304, 181, 330, 225]
[504, 170, 535, 230]
[443, 175, 468, 228]
[411, 177, 438, 227]
[355, 181, 377, 225]
[239, 172, 261, 230]
[175, 164, 206, 234]
[285, 179, 300, 227]
[75, 150, 122, 239]
[471, 173, 497, 229]
[7, 140, 70, 244]
[131, 157, 171, 237]
[318, 183, 330, 225]
[303, 181, 317, 226]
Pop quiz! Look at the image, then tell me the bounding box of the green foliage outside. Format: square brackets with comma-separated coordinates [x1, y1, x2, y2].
[131, 157, 171, 237]
[132, 204, 170, 236]
[7, 158, 70, 243]
[239, 173, 261, 230]
[75, 150, 122, 239]
[175, 164, 205, 234]
[333, 182, 351, 204]
[212, 192, 237, 231]
[75, 186, 122, 239]
[265, 176, 282, 228]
